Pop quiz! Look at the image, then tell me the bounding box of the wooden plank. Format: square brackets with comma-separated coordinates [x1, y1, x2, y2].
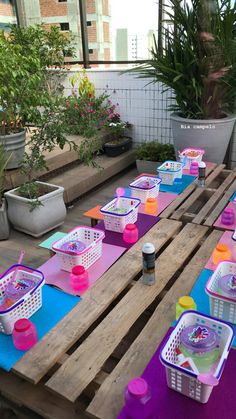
[0, 369, 81, 419]
[46, 223, 208, 402]
[193, 170, 236, 224]
[204, 177, 236, 226]
[14, 218, 181, 384]
[160, 163, 217, 219]
[87, 228, 222, 419]
[170, 164, 226, 221]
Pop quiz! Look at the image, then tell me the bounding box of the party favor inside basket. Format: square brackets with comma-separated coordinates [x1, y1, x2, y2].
[129, 176, 161, 203]
[52, 226, 105, 272]
[0, 265, 44, 334]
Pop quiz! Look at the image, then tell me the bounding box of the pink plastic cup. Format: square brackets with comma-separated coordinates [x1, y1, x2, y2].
[70, 265, 89, 293]
[190, 161, 199, 175]
[12, 318, 37, 351]
[124, 377, 153, 419]
[123, 224, 139, 244]
[221, 208, 235, 225]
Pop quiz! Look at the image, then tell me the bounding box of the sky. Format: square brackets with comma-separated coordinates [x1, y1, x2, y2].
[110, 0, 159, 34]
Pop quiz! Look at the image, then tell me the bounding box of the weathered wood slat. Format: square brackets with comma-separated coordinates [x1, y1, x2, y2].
[170, 164, 225, 221]
[46, 223, 208, 402]
[14, 218, 181, 384]
[204, 178, 236, 226]
[160, 163, 217, 219]
[192, 170, 236, 224]
[87, 228, 222, 419]
[0, 369, 81, 419]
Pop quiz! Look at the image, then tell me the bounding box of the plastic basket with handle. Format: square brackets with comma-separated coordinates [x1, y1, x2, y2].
[179, 148, 205, 169]
[52, 226, 105, 272]
[129, 175, 161, 203]
[206, 261, 236, 324]
[160, 311, 234, 403]
[100, 196, 141, 232]
[0, 264, 45, 335]
[157, 161, 183, 185]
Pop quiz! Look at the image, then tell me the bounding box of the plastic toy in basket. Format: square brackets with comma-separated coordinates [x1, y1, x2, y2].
[206, 261, 236, 324]
[128, 175, 161, 203]
[179, 148, 205, 169]
[160, 311, 234, 403]
[52, 226, 105, 272]
[0, 264, 45, 335]
[100, 196, 141, 233]
[157, 161, 183, 186]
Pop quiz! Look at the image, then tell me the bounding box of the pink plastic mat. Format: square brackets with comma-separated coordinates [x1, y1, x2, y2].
[118, 328, 236, 419]
[205, 230, 235, 271]
[213, 202, 236, 231]
[138, 191, 177, 216]
[38, 243, 126, 295]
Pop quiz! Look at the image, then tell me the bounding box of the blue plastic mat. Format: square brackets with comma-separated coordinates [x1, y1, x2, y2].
[159, 174, 195, 194]
[38, 231, 66, 250]
[0, 285, 80, 371]
[230, 191, 236, 202]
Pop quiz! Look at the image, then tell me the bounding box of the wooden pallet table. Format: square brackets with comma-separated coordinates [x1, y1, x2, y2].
[0, 218, 225, 419]
[160, 164, 236, 226]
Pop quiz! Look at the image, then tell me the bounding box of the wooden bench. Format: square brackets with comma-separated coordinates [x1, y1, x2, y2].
[0, 218, 225, 418]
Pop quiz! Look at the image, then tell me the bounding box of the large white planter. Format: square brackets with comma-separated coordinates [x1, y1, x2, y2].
[0, 129, 26, 169]
[170, 113, 236, 164]
[5, 181, 66, 237]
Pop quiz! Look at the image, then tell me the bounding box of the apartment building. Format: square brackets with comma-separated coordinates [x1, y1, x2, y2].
[0, 0, 16, 31]
[16, 0, 111, 62]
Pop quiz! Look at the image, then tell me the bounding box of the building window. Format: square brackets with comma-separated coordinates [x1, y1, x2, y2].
[89, 49, 93, 54]
[60, 22, 69, 31]
[58, 0, 67, 2]
[87, 21, 92, 26]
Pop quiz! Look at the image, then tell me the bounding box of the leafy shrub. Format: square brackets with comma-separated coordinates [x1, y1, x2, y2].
[136, 142, 176, 162]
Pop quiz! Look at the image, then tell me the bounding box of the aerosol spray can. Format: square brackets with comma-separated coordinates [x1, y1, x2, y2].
[198, 161, 206, 187]
[142, 243, 156, 285]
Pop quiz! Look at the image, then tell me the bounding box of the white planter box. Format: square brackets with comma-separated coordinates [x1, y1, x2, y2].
[5, 181, 66, 237]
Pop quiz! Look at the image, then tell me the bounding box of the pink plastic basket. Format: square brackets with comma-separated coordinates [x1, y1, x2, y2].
[100, 197, 141, 232]
[129, 175, 161, 203]
[52, 226, 105, 272]
[179, 148, 205, 169]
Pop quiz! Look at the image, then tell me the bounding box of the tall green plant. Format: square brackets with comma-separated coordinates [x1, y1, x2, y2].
[130, 0, 236, 119]
[0, 145, 11, 204]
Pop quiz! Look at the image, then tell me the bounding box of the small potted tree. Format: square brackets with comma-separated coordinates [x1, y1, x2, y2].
[136, 141, 176, 174]
[0, 145, 11, 240]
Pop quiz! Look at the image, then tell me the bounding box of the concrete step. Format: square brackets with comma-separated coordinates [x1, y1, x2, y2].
[49, 149, 136, 204]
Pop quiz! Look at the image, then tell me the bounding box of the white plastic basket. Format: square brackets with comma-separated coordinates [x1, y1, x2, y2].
[129, 175, 161, 203]
[206, 261, 236, 324]
[52, 226, 105, 272]
[160, 311, 234, 403]
[0, 264, 45, 335]
[179, 148, 205, 169]
[100, 197, 141, 232]
[157, 161, 183, 185]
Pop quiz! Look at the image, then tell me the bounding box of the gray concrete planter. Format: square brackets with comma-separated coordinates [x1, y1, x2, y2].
[0, 129, 26, 169]
[5, 181, 66, 237]
[0, 199, 10, 240]
[136, 160, 161, 175]
[170, 113, 236, 164]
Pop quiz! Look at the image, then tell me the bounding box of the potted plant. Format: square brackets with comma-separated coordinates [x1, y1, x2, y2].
[0, 145, 11, 240]
[130, 0, 236, 164]
[0, 25, 74, 169]
[136, 141, 176, 174]
[103, 119, 133, 157]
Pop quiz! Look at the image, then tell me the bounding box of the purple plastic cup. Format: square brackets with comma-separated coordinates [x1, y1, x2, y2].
[124, 377, 154, 419]
[181, 324, 220, 353]
[60, 240, 86, 254]
[218, 274, 236, 299]
[221, 208, 235, 225]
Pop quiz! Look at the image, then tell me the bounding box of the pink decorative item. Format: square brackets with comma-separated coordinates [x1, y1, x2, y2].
[69, 265, 89, 293]
[12, 318, 37, 350]
[124, 377, 154, 419]
[221, 208, 235, 226]
[123, 224, 139, 244]
[12, 249, 25, 283]
[189, 161, 199, 176]
[114, 187, 125, 208]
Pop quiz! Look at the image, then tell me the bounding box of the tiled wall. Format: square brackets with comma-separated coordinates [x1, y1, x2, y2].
[63, 69, 236, 167]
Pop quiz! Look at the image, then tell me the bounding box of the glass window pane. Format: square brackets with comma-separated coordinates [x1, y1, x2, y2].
[0, 0, 16, 32]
